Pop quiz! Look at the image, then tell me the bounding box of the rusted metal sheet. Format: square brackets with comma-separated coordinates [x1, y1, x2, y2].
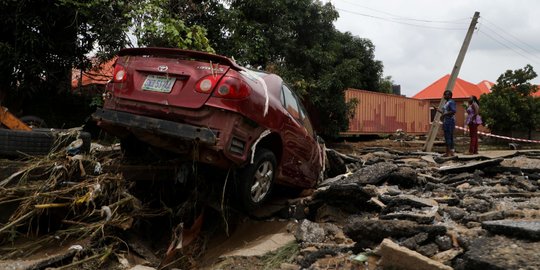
[343, 89, 430, 135]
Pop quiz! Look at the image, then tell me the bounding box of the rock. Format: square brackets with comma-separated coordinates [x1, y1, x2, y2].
[433, 196, 459, 206]
[434, 235, 453, 251]
[340, 162, 399, 185]
[461, 235, 540, 270]
[380, 194, 439, 208]
[442, 206, 467, 221]
[482, 219, 540, 240]
[431, 248, 463, 264]
[325, 149, 347, 178]
[439, 158, 503, 174]
[500, 156, 540, 173]
[387, 166, 419, 188]
[380, 207, 438, 224]
[311, 184, 371, 211]
[377, 238, 453, 270]
[343, 219, 446, 246]
[460, 197, 491, 213]
[314, 204, 349, 223]
[401, 232, 429, 250]
[295, 219, 325, 244]
[442, 172, 473, 184]
[416, 243, 439, 258]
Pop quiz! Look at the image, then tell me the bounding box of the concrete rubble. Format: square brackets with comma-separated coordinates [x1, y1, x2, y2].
[1, 142, 540, 269]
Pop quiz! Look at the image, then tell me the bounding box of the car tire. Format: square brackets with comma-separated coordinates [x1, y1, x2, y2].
[237, 148, 276, 211]
[0, 128, 55, 156]
[19, 115, 47, 128]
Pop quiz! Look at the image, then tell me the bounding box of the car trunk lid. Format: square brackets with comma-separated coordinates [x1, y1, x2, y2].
[112, 48, 242, 109]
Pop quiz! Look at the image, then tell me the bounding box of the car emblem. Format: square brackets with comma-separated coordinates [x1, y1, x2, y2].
[158, 65, 168, 72]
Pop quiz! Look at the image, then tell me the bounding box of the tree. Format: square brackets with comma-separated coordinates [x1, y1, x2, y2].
[481, 65, 540, 139]
[0, 0, 213, 126]
[0, 0, 133, 121]
[190, 0, 386, 138]
[130, 0, 213, 52]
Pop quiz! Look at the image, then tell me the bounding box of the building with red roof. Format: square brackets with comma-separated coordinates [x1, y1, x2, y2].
[71, 58, 115, 95]
[413, 75, 493, 134]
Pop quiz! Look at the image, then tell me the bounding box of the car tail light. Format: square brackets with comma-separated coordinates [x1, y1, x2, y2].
[113, 64, 127, 83]
[195, 75, 218, 93]
[213, 76, 251, 99]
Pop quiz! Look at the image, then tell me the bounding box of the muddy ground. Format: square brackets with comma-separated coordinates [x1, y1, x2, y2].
[1, 135, 540, 270]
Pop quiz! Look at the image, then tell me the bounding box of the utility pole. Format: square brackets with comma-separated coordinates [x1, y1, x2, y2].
[423, 11, 480, 152]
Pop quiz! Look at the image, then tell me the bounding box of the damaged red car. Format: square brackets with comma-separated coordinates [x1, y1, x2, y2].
[93, 47, 324, 210]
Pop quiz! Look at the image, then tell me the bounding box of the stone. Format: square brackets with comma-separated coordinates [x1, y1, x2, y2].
[462, 235, 540, 269]
[295, 219, 325, 243]
[434, 235, 453, 251]
[439, 158, 503, 174]
[340, 162, 399, 185]
[377, 238, 453, 270]
[482, 219, 540, 240]
[343, 219, 446, 246]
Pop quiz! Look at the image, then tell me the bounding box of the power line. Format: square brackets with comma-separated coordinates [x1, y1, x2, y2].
[478, 22, 540, 64]
[481, 17, 540, 55]
[477, 30, 540, 67]
[335, 8, 467, 30]
[333, 0, 470, 24]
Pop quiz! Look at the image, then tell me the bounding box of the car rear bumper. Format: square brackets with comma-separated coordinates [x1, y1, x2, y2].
[92, 108, 217, 145]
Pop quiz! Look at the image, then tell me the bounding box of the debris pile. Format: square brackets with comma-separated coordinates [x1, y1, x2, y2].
[0, 146, 206, 269]
[1, 144, 540, 269]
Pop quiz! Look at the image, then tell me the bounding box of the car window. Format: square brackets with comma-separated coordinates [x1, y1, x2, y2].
[282, 85, 301, 120]
[282, 85, 315, 137]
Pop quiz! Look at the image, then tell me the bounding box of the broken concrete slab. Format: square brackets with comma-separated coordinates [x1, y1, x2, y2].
[462, 235, 540, 269]
[478, 150, 517, 159]
[500, 156, 540, 172]
[343, 219, 446, 245]
[337, 162, 398, 185]
[431, 248, 462, 264]
[438, 158, 503, 174]
[482, 219, 540, 240]
[380, 206, 438, 224]
[380, 194, 439, 208]
[377, 238, 452, 270]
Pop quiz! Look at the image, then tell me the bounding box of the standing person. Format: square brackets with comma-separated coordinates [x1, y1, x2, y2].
[434, 90, 457, 157]
[466, 95, 482, 154]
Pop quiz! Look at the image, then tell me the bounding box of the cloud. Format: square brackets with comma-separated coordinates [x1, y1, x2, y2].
[326, 0, 540, 96]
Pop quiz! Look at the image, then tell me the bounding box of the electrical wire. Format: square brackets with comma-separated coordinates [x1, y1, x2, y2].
[335, 7, 467, 30]
[478, 23, 540, 64]
[477, 30, 540, 66]
[481, 17, 540, 55]
[334, 0, 470, 24]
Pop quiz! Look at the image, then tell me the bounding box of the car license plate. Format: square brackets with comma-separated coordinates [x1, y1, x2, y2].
[142, 75, 176, 93]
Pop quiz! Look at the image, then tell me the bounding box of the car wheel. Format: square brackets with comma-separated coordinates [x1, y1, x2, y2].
[0, 128, 54, 156]
[237, 148, 276, 211]
[19, 116, 47, 128]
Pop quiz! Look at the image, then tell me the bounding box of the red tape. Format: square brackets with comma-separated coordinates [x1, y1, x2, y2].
[455, 125, 540, 144]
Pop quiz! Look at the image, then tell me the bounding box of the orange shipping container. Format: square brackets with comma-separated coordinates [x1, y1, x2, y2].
[343, 89, 430, 135]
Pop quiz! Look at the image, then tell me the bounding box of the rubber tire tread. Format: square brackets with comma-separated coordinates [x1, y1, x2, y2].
[0, 129, 55, 156]
[237, 148, 277, 212]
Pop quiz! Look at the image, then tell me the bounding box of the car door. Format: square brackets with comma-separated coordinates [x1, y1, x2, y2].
[280, 84, 322, 187]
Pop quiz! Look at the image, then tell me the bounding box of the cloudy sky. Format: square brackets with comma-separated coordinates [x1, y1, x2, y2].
[324, 0, 540, 97]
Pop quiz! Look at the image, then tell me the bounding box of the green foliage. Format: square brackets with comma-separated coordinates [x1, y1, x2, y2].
[194, 0, 385, 138]
[0, 0, 132, 115]
[129, 0, 214, 52]
[481, 65, 540, 138]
